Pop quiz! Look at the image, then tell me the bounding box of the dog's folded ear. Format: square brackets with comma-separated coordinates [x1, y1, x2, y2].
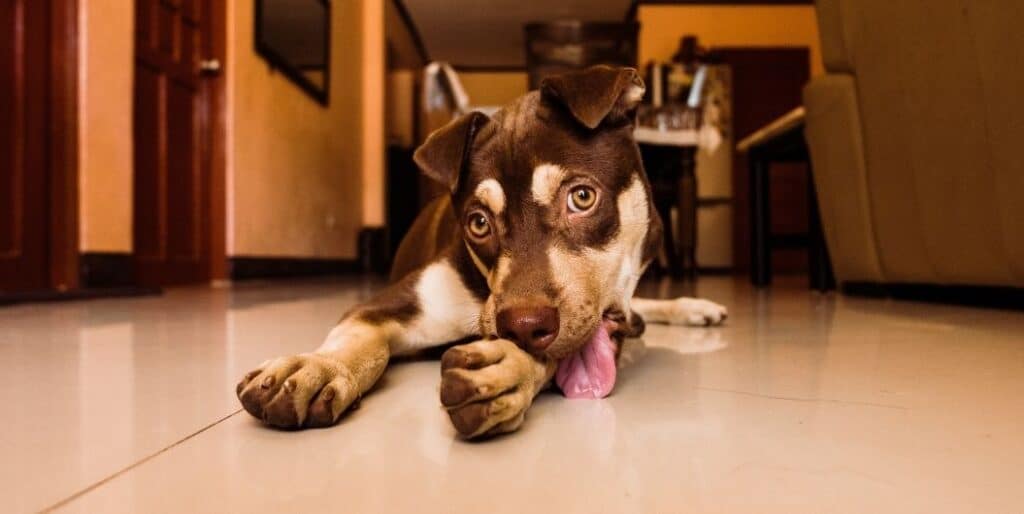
[413, 111, 490, 193]
[541, 65, 646, 130]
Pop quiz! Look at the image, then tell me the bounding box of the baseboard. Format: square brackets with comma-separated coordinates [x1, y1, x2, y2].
[358, 227, 391, 275]
[843, 281, 1024, 311]
[0, 286, 160, 307]
[697, 266, 735, 275]
[228, 257, 360, 280]
[80, 252, 136, 288]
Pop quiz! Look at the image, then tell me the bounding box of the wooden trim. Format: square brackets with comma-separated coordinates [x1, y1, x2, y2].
[358, 227, 390, 274]
[254, 0, 330, 105]
[451, 64, 526, 73]
[624, 0, 641, 20]
[49, 0, 80, 291]
[390, 0, 431, 63]
[80, 252, 134, 288]
[207, 0, 228, 281]
[697, 196, 733, 207]
[843, 282, 1024, 311]
[0, 286, 160, 307]
[638, 0, 811, 5]
[626, 0, 813, 19]
[229, 257, 360, 280]
[696, 266, 735, 275]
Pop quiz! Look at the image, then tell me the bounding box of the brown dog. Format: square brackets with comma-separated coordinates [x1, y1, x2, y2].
[236, 65, 727, 438]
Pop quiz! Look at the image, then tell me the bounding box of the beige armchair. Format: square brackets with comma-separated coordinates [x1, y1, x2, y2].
[804, 0, 1024, 288]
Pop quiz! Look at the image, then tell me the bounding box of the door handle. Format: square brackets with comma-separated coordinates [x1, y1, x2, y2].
[199, 59, 222, 75]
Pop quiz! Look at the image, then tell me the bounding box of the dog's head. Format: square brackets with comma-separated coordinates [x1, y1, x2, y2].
[414, 65, 662, 363]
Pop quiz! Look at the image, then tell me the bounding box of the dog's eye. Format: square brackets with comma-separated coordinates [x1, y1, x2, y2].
[567, 186, 598, 213]
[467, 213, 491, 238]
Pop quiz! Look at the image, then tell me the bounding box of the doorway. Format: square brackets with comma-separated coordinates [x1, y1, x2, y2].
[133, 0, 225, 286]
[0, 0, 78, 295]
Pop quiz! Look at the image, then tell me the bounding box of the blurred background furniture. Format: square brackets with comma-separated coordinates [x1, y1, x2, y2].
[635, 51, 731, 278]
[636, 127, 699, 278]
[717, 47, 811, 279]
[523, 20, 639, 89]
[738, 107, 835, 291]
[804, 0, 1024, 289]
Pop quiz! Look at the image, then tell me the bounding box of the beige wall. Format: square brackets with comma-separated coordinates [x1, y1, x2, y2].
[361, 0, 386, 228]
[459, 72, 528, 107]
[387, 70, 417, 148]
[78, 0, 133, 252]
[638, 4, 823, 76]
[76, 1, 383, 260]
[227, 0, 375, 258]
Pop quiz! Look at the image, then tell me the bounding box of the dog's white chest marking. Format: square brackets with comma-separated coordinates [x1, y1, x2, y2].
[531, 164, 567, 206]
[401, 260, 482, 351]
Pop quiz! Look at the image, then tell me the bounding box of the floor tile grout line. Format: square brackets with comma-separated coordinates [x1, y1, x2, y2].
[38, 409, 244, 513]
[697, 387, 910, 411]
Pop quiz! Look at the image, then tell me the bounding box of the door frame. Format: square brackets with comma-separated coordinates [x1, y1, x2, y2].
[48, 0, 80, 291]
[206, 0, 228, 281]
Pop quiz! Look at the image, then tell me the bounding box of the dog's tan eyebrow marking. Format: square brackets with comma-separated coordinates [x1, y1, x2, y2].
[531, 163, 566, 206]
[474, 179, 506, 215]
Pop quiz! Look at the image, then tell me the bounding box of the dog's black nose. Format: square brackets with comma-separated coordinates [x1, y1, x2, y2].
[496, 306, 559, 353]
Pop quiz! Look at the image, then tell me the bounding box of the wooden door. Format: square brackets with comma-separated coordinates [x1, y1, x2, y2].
[0, 1, 51, 293]
[134, 0, 214, 286]
[716, 48, 810, 273]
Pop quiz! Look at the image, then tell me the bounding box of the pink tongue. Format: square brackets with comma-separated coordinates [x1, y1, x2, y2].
[555, 320, 618, 399]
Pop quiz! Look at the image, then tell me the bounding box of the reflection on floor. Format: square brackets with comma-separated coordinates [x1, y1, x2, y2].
[2, 276, 1022, 513]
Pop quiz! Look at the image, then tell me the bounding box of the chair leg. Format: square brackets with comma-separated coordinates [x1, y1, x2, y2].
[750, 156, 772, 287]
[678, 148, 698, 279]
[806, 168, 836, 291]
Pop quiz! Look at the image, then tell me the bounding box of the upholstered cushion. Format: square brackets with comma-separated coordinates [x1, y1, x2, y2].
[807, 0, 1024, 287]
[813, 0, 853, 73]
[803, 75, 883, 283]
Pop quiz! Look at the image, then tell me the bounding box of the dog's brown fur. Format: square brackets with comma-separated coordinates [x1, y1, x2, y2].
[236, 66, 727, 439]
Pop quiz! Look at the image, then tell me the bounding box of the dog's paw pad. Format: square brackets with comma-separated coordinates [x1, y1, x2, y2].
[236, 354, 357, 429]
[440, 339, 537, 439]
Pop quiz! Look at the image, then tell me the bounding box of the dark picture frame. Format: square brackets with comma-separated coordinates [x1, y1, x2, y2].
[254, 0, 331, 105]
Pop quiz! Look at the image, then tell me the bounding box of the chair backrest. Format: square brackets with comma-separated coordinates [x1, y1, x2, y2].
[812, 0, 1024, 285]
[523, 21, 639, 90]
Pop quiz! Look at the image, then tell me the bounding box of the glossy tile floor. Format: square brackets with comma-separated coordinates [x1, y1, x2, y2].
[3, 276, 1023, 513]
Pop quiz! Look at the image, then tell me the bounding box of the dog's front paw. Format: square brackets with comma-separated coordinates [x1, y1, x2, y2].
[440, 339, 549, 439]
[236, 353, 359, 429]
[671, 297, 729, 326]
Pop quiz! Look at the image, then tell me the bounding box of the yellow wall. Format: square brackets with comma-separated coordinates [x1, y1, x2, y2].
[76, 1, 382, 260]
[227, 0, 373, 258]
[458, 72, 528, 107]
[78, 0, 133, 252]
[361, 0, 386, 228]
[638, 4, 823, 76]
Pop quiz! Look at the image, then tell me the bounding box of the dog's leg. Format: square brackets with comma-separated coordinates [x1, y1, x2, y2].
[631, 297, 728, 327]
[439, 339, 556, 439]
[236, 257, 484, 429]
